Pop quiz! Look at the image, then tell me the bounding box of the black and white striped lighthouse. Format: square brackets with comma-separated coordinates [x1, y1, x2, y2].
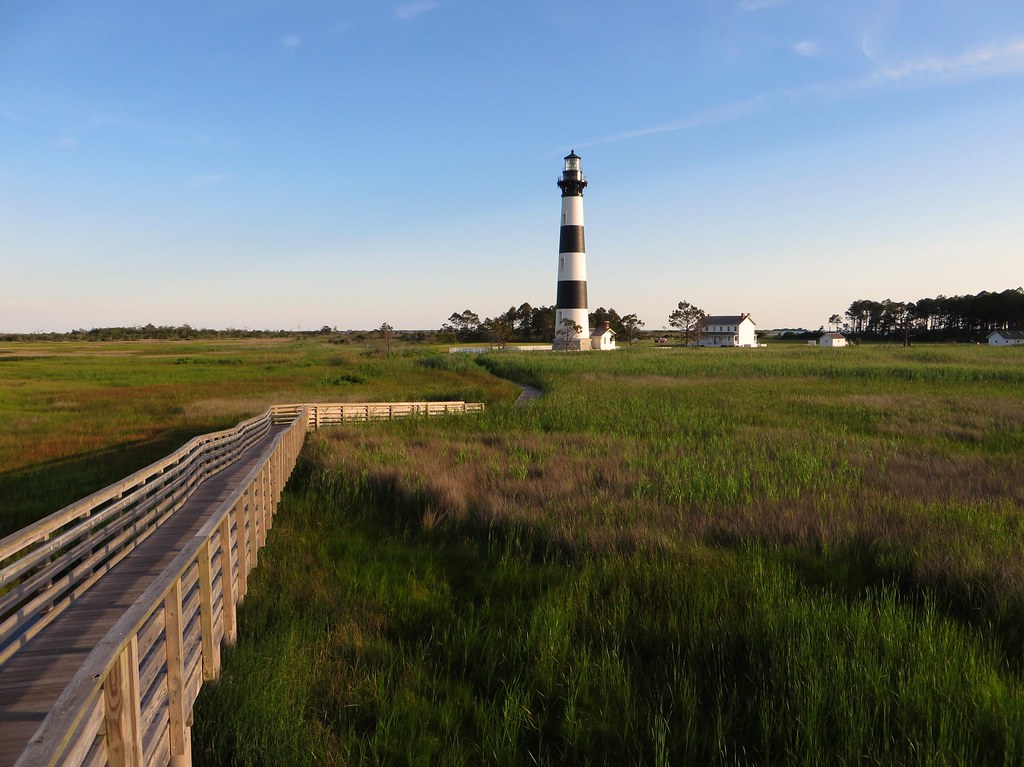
[554, 150, 589, 348]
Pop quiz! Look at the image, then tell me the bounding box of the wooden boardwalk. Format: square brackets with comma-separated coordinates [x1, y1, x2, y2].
[0, 426, 287, 766]
[0, 401, 483, 766]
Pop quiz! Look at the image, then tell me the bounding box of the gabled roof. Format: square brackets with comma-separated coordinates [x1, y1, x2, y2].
[702, 315, 756, 326]
[589, 326, 616, 337]
[820, 332, 846, 339]
[988, 330, 1024, 340]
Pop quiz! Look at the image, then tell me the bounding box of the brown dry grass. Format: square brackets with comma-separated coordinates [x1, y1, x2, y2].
[310, 407, 1024, 609]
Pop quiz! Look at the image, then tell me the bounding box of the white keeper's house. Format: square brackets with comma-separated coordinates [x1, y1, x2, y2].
[986, 330, 1024, 346]
[699, 314, 758, 347]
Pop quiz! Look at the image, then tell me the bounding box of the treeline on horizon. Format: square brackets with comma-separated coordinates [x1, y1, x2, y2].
[841, 287, 1024, 341]
[0, 305, 644, 345]
[0, 324, 308, 343]
[4, 288, 1021, 345]
[440, 304, 646, 345]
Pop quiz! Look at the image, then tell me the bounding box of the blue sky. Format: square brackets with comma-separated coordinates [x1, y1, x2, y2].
[2, 0, 1023, 332]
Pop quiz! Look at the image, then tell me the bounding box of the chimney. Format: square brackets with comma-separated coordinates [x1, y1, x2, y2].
[603, 321, 610, 330]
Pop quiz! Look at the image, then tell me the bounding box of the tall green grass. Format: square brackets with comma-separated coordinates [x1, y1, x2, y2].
[194, 456, 1024, 765]
[195, 344, 1024, 765]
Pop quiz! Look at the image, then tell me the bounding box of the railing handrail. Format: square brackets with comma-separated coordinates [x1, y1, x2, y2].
[3, 400, 484, 767]
[0, 411, 273, 665]
[0, 410, 273, 562]
[13, 410, 309, 767]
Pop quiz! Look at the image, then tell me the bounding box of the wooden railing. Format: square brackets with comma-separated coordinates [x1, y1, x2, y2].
[0, 411, 274, 666]
[1, 400, 483, 767]
[273, 400, 484, 429]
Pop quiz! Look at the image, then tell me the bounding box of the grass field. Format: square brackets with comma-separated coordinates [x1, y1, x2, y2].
[4, 341, 1024, 764]
[184, 343, 1024, 765]
[0, 339, 514, 536]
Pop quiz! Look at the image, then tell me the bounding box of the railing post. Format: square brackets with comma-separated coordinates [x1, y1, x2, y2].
[263, 464, 272, 534]
[257, 468, 267, 547]
[197, 541, 220, 681]
[264, 458, 275, 533]
[249, 480, 260, 568]
[234, 494, 248, 600]
[218, 514, 237, 644]
[164, 579, 187, 759]
[169, 723, 192, 767]
[104, 636, 143, 767]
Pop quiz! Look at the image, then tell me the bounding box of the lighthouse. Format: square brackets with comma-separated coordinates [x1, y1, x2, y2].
[554, 150, 589, 349]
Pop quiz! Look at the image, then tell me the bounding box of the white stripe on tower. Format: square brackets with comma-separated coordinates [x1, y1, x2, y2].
[554, 150, 589, 346]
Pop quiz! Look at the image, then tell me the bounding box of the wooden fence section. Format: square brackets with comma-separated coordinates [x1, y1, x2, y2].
[272, 400, 485, 429]
[0, 401, 483, 767]
[0, 411, 277, 667]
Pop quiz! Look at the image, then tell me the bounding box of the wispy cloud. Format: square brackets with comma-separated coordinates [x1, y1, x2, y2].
[188, 173, 233, 188]
[577, 38, 1024, 149]
[794, 36, 1024, 102]
[792, 41, 820, 57]
[874, 38, 1024, 84]
[51, 113, 118, 149]
[394, 1, 438, 21]
[281, 33, 302, 49]
[576, 96, 769, 149]
[738, 0, 784, 11]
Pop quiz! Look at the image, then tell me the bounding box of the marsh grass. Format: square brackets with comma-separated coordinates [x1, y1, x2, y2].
[194, 344, 1024, 765]
[5, 342, 1023, 762]
[0, 339, 515, 536]
[194, 460, 1024, 766]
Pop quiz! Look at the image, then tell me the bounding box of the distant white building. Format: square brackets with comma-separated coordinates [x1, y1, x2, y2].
[819, 332, 848, 348]
[987, 330, 1024, 346]
[699, 314, 757, 347]
[589, 321, 617, 351]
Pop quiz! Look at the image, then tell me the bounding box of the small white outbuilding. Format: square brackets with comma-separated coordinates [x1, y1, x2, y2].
[819, 332, 848, 348]
[589, 321, 617, 351]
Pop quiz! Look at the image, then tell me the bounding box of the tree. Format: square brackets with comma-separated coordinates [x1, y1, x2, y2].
[828, 314, 843, 333]
[890, 302, 914, 347]
[554, 317, 583, 351]
[441, 310, 482, 342]
[589, 307, 623, 334]
[619, 313, 645, 346]
[377, 322, 395, 356]
[667, 301, 705, 347]
[484, 318, 513, 350]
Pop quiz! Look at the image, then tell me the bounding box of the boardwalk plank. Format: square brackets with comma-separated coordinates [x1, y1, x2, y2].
[0, 426, 287, 764]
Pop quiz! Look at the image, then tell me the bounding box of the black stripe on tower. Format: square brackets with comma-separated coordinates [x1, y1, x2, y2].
[556, 281, 588, 309]
[558, 226, 585, 254]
